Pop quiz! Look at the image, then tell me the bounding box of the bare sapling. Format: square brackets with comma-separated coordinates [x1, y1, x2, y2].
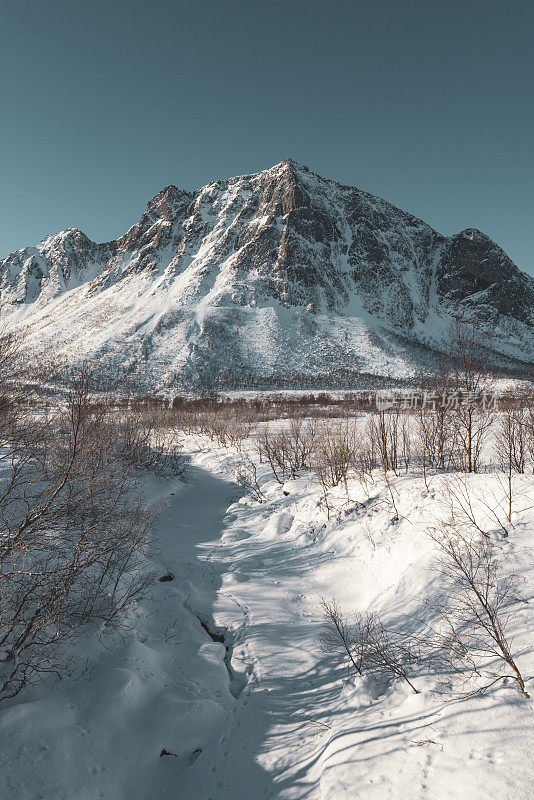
[371, 406, 401, 475]
[363, 613, 421, 693]
[351, 419, 378, 490]
[495, 407, 528, 522]
[257, 429, 290, 483]
[319, 598, 366, 676]
[448, 318, 494, 473]
[441, 473, 512, 539]
[319, 599, 420, 693]
[428, 525, 529, 697]
[234, 449, 264, 504]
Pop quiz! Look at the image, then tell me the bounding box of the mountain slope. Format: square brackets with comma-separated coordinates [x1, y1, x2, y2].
[1, 159, 532, 391]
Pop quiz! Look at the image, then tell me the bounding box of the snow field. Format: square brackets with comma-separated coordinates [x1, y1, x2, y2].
[0, 427, 533, 799]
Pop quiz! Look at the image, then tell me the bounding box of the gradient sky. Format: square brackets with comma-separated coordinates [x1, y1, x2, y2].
[1, 0, 532, 274]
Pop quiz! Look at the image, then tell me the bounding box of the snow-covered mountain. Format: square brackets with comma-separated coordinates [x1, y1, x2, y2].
[1, 159, 532, 391]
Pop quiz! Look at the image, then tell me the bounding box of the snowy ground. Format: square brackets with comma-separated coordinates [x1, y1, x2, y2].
[1, 434, 533, 799]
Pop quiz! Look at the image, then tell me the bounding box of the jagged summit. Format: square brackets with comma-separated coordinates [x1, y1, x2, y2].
[272, 157, 311, 174]
[1, 161, 532, 391]
[145, 184, 194, 218]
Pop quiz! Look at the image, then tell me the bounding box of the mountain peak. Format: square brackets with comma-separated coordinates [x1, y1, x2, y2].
[1, 160, 532, 390]
[280, 156, 300, 168]
[146, 184, 193, 222]
[269, 157, 309, 175]
[37, 228, 93, 252]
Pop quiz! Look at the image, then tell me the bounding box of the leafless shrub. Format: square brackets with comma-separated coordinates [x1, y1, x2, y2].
[361, 520, 376, 550]
[363, 613, 421, 693]
[319, 598, 368, 676]
[441, 474, 510, 539]
[257, 429, 290, 483]
[234, 451, 264, 504]
[183, 406, 255, 449]
[312, 419, 357, 518]
[114, 410, 188, 479]
[352, 420, 378, 482]
[258, 419, 318, 483]
[286, 418, 318, 473]
[428, 525, 529, 697]
[0, 363, 159, 702]
[313, 418, 357, 490]
[320, 598, 421, 693]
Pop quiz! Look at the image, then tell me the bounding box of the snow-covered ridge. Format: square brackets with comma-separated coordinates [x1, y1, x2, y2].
[1, 159, 533, 391]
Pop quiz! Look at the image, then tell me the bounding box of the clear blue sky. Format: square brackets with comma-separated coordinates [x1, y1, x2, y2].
[1, 0, 532, 274]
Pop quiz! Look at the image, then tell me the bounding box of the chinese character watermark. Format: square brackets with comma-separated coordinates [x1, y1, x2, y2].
[375, 390, 500, 412]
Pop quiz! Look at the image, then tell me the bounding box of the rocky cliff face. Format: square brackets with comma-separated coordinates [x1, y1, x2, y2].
[1, 159, 532, 391]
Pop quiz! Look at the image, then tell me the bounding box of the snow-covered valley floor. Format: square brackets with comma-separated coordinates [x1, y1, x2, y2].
[1, 435, 533, 799]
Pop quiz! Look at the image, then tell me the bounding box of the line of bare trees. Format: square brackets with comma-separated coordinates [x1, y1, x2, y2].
[314, 321, 532, 700]
[180, 388, 534, 524]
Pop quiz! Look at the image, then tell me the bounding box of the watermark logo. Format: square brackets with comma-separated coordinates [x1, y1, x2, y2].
[375, 389, 499, 412]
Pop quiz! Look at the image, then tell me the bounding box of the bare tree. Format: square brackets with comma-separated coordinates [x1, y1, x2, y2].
[234, 448, 264, 504]
[352, 418, 379, 481]
[319, 598, 366, 676]
[441, 474, 510, 540]
[363, 613, 421, 694]
[495, 407, 528, 522]
[257, 429, 291, 483]
[257, 419, 317, 484]
[448, 318, 494, 473]
[428, 525, 529, 697]
[371, 407, 401, 475]
[313, 419, 356, 489]
[414, 370, 458, 487]
[112, 408, 188, 479]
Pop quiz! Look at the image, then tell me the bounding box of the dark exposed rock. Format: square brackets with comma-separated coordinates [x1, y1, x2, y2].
[437, 229, 534, 324]
[1, 159, 532, 388]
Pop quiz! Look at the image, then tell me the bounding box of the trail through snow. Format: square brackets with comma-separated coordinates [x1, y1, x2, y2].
[0, 463, 264, 800]
[182, 441, 534, 800]
[0, 443, 533, 799]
